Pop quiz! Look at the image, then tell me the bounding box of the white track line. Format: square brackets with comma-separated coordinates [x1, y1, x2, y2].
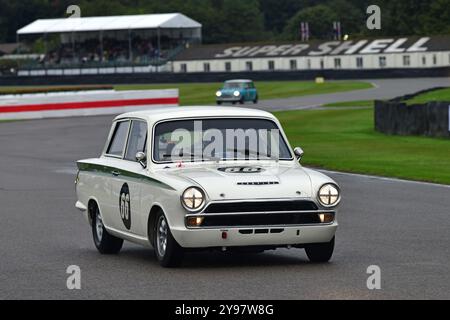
[317, 169, 450, 189]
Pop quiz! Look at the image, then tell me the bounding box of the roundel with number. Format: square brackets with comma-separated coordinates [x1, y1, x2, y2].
[119, 183, 131, 230]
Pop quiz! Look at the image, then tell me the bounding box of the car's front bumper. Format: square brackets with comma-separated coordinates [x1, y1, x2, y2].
[171, 222, 338, 248]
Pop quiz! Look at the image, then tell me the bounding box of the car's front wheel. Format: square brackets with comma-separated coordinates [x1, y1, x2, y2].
[305, 237, 335, 263]
[153, 210, 184, 268]
[92, 204, 123, 254]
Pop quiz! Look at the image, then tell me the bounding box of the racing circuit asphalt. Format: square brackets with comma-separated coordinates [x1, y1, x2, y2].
[1, 78, 450, 299]
[253, 77, 450, 110]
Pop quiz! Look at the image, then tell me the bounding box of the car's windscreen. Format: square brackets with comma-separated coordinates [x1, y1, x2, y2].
[153, 118, 292, 163]
[223, 82, 246, 89]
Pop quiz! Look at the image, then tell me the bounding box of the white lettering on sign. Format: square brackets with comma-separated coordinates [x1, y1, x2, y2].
[331, 40, 367, 55]
[309, 41, 340, 56]
[407, 37, 430, 52]
[233, 46, 260, 57]
[249, 45, 278, 57]
[215, 47, 242, 58]
[360, 39, 394, 54]
[281, 44, 309, 56]
[213, 37, 431, 58]
[267, 44, 293, 56]
[385, 38, 408, 53]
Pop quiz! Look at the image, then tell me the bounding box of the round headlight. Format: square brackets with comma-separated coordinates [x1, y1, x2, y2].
[318, 183, 340, 207]
[216, 91, 222, 97]
[233, 90, 240, 97]
[181, 187, 206, 211]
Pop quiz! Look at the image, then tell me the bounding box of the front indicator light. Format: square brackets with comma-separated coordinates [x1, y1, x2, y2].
[318, 213, 335, 223]
[187, 216, 204, 227]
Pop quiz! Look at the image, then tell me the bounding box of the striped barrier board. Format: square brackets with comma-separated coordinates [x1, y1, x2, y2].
[0, 89, 179, 120]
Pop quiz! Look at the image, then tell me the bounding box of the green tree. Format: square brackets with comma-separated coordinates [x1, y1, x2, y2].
[327, 0, 364, 38]
[212, 0, 267, 43]
[420, 0, 450, 35]
[259, 0, 316, 35]
[283, 4, 338, 40]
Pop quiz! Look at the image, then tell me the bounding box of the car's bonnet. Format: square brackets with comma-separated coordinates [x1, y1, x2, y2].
[163, 163, 313, 201]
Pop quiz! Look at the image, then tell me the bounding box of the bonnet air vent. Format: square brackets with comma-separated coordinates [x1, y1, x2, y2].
[237, 181, 279, 186]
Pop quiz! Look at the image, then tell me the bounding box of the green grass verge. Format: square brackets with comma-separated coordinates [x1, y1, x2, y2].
[323, 100, 374, 107]
[275, 108, 450, 185]
[406, 87, 450, 105]
[0, 81, 372, 106]
[115, 81, 373, 105]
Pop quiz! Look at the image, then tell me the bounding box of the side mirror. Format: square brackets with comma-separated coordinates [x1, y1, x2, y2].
[136, 152, 147, 168]
[294, 147, 304, 161]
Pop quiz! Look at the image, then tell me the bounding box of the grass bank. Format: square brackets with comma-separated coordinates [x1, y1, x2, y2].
[115, 81, 373, 105]
[275, 108, 450, 185]
[405, 87, 450, 105]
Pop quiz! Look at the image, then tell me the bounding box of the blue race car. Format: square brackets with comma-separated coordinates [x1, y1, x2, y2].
[216, 79, 258, 105]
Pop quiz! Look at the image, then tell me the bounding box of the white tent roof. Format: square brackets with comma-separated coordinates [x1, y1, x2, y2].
[17, 13, 202, 35]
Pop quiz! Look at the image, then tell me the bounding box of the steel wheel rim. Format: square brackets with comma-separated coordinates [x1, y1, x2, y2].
[95, 211, 104, 241]
[157, 216, 168, 257]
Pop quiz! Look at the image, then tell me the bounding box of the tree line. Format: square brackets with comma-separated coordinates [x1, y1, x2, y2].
[1, 0, 449, 44]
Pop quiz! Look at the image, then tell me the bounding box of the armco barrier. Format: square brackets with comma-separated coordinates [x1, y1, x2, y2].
[3, 67, 450, 86]
[0, 89, 179, 120]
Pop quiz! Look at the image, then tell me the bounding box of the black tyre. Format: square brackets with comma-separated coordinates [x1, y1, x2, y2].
[253, 96, 259, 104]
[239, 98, 245, 104]
[305, 237, 335, 263]
[153, 210, 184, 268]
[217, 101, 222, 105]
[92, 204, 123, 254]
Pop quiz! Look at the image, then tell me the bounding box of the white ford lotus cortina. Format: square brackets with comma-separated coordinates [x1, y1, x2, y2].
[75, 106, 341, 267]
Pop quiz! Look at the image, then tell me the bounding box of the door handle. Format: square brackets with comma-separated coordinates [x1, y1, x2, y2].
[112, 170, 120, 177]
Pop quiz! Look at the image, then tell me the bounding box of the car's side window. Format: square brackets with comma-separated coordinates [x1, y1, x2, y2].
[106, 120, 130, 157]
[125, 120, 148, 161]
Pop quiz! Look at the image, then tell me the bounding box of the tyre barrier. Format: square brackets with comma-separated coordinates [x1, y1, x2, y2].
[375, 98, 450, 138]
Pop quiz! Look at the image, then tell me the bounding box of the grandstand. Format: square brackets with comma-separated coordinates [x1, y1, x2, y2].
[16, 13, 202, 75]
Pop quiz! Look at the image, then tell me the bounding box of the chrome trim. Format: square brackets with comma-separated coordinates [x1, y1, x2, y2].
[186, 210, 335, 217]
[185, 222, 336, 230]
[237, 181, 279, 185]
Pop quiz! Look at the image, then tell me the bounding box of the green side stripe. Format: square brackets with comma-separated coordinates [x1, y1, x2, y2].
[77, 162, 175, 191]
